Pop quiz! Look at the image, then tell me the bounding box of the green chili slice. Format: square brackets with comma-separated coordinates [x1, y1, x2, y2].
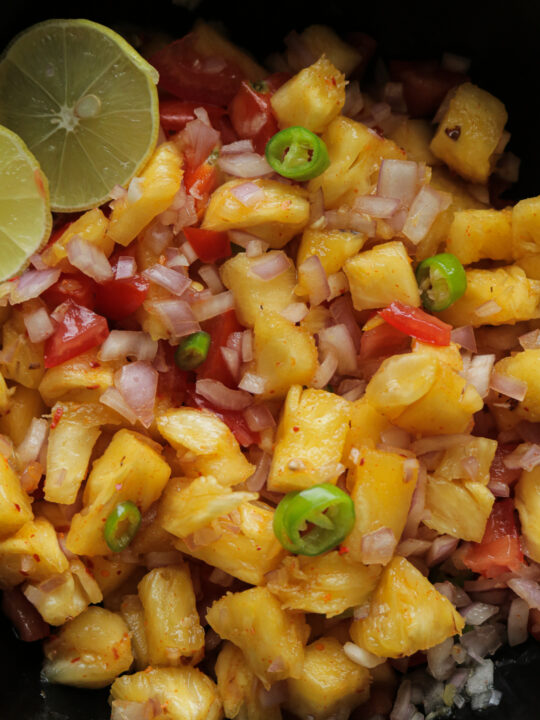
[265, 126, 330, 181]
[174, 331, 211, 371]
[416, 252, 467, 312]
[104, 501, 141, 553]
[273, 483, 355, 556]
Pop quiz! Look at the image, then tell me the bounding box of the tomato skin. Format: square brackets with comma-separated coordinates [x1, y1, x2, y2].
[463, 499, 524, 578]
[183, 158, 219, 217]
[390, 60, 468, 118]
[42, 273, 97, 311]
[359, 322, 411, 360]
[378, 301, 452, 346]
[195, 309, 243, 387]
[229, 80, 279, 155]
[44, 300, 109, 369]
[159, 99, 227, 132]
[94, 274, 149, 322]
[185, 385, 259, 447]
[183, 227, 232, 264]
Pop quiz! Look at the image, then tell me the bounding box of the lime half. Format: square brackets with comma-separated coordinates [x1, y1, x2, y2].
[0, 125, 52, 281]
[0, 19, 160, 212]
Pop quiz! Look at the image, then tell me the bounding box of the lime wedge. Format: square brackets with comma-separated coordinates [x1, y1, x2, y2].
[0, 19, 160, 212]
[0, 125, 52, 281]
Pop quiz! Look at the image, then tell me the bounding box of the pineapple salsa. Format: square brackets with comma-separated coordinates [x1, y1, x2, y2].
[2, 16, 540, 720]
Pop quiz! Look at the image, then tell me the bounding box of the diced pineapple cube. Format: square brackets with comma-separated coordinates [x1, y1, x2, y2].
[430, 83, 507, 183]
[253, 311, 317, 399]
[516, 253, 540, 280]
[0, 311, 45, 389]
[446, 208, 513, 264]
[38, 349, 114, 406]
[0, 385, 46, 446]
[42, 208, 112, 266]
[66, 429, 170, 556]
[435, 437, 497, 485]
[89, 555, 136, 598]
[298, 26, 362, 75]
[0, 454, 33, 538]
[388, 118, 439, 165]
[207, 586, 308, 689]
[202, 178, 310, 248]
[175, 501, 285, 585]
[301, 305, 332, 335]
[344, 241, 420, 311]
[107, 142, 183, 247]
[271, 56, 345, 133]
[159, 475, 257, 538]
[493, 349, 540, 421]
[0, 517, 67, 588]
[268, 385, 351, 492]
[516, 465, 540, 562]
[156, 408, 254, 485]
[220, 251, 296, 327]
[296, 228, 365, 296]
[120, 594, 149, 670]
[343, 399, 390, 466]
[423, 474, 494, 542]
[138, 565, 204, 664]
[437, 266, 540, 327]
[411, 339, 463, 371]
[350, 556, 464, 657]
[42, 606, 132, 688]
[111, 667, 222, 720]
[267, 551, 381, 617]
[285, 636, 371, 720]
[512, 196, 540, 258]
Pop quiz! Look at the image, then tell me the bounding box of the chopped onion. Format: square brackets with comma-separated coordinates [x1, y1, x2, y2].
[221, 139, 254, 154]
[29, 253, 48, 270]
[143, 264, 190, 297]
[311, 348, 339, 389]
[475, 300, 502, 317]
[329, 296, 362, 350]
[338, 378, 366, 402]
[127, 176, 143, 204]
[325, 208, 376, 235]
[451, 325, 477, 352]
[238, 372, 266, 395]
[66, 236, 113, 282]
[402, 464, 427, 538]
[150, 299, 200, 338]
[343, 80, 365, 117]
[490, 371, 527, 401]
[109, 184, 127, 201]
[115, 362, 158, 429]
[461, 602, 499, 626]
[377, 159, 420, 206]
[220, 346, 241, 381]
[16, 418, 48, 467]
[487, 480, 510, 497]
[241, 330, 253, 362]
[196, 379, 252, 410]
[427, 637, 455, 681]
[180, 240, 198, 264]
[403, 457, 419, 483]
[229, 181, 267, 206]
[327, 271, 349, 301]
[519, 329, 540, 350]
[99, 330, 158, 363]
[246, 239, 269, 257]
[280, 302, 308, 323]
[402, 186, 450, 244]
[115, 256, 137, 279]
[191, 291, 235, 321]
[179, 117, 220, 168]
[343, 642, 386, 669]
[460, 354, 495, 398]
[426, 535, 458, 567]
[298, 255, 330, 306]
[244, 404, 275, 432]
[23, 307, 55, 343]
[389, 679, 413, 720]
[219, 154, 273, 178]
[319, 324, 358, 374]
[354, 195, 401, 218]
[252, 252, 291, 281]
[227, 229, 261, 249]
[503, 443, 540, 471]
[397, 538, 432, 557]
[361, 527, 397, 565]
[507, 597, 529, 646]
[143, 221, 173, 253]
[507, 577, 540, 610]
[198, 265, 224, 294]
[165, 247, 189, 270]
[10, 268, 60, 304]
[246, 452, 272, 491]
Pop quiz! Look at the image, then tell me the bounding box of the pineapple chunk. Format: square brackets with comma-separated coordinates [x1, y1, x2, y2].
[89, 555, 136, 598]
[345, 447, 417, 564]
[43, 606, 132, 688]
[156, 408, 254, 485]
[411, 339, 463, 371]
[0, 372, 9, 413]
[266, 551, 380, 617]
[38, 349, 114, 406]
[0, 385, 46, 446]
[285, 636, 371, 720]
[175, 501, 285, 585]
[343, 399, 390, 456]
[512, 196, 540, 258]
[271, 56, 345, 133]
[42, 208, 112, 266]
[388, 118, 439, 165]
[66, 429, 170, 556]
[446, 208, 513, 264]
[0, 454, 33, 538]
[430, 83, 507, 183]
[0, 517, 67, 588]
[437, 266, 540, 327]
[423, 475, 494, 541]
[350, 556, 464, 657]
[120, 594, 149, 670]
[435, 437, 497, 485]
[493, 349, 540, 421]
[207, 586, 308, 689]
[134, 231, 175, 341]
[202, 178, 310, 248]
[309, 116, 405, 209]
[296, 228, 365, 295]
[0, 311, 45, 389]
[301, 305, 332, 335]
[111, 667, 222, 720]
[344, 241, 420, 311]
[516, 465, 540, 562]
[253, 311, 317, 399]
[268, 385, 351, 492]
[192, 20, 266, 81]
[220, 251, 296, 327]
[159, 475, 257, 539]
[298, 26, 362, 75]
[107, 142, 183, 247]
[138, 565, 204, 664]
[516, 253, 540, 280]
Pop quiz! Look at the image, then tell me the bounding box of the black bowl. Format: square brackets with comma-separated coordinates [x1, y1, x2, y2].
[2, 1, 540, 718]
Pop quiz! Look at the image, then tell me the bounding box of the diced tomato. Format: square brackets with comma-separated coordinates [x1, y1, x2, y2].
[159, 98, 227, 132]
[150, 33, 245, 106]
[229, 80, 280, 155]
[463, 499, 524, 578]
[156, 342, 189, 407]
[42, 272, 97, 311]
[183, 157, 219, 217]
[359, 321, 411, 360]
[378, 302, 452, 346]
[264, 72, 292, 93]
[489, 444, 522, 489]
[185, 385, 259, 447]
[389, 60, 468, 118]
[183, 227, 232, 264]
[44, 300, 109, 368]
[94, 272, 149, 321]
[196, 309, 243, 387]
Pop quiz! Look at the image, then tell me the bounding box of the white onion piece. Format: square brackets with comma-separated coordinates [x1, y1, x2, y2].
[343, 642, 386, 669]
[503, 443, 540, 472]
[109, 184, 127, 201]
[16, 418, 48, 467]
[311, 348, 339, 389]
[507, 577, 540, 610]
[280, 302, 308, 323]
[23, 307, 55, 343]
[99, 330, 158, 363]
[151, 299, 200, 338]
[196, 379, 252, 410]
[238, 372, 266, 395]
[221, 139, 254, 154]
[219, 154, 273, 178]
[427, 637, 455, 681]
[10, 268, 61, 304]
[475, 300, 502, 317]
[330, 296, 362, 351]
[411, 434, 473, 455]
[180, 117, 220, 168]
[487, 480, 510, 497]
[354, 195, 400, 218]
[298, 255, 330, 306]
[143, 222, 173, 253]
[460, 602, 499, 626]
[229, 181, 267, 206]
[402, 186, 450, 244]
[198, 265, 224, 294]
[377, 159, 419, 206]
[29, 253, 48, 270]
[191, 291, 235, 321]
[66, 236, 113, 283]
[165, 247, 189, 269]
[327, 271, 349, 300]
[325, 208, 376, 236]
[389, 679, 413, 720]
[115, 256, 136, 279]
[361, 527, 397, 565]
[227, 229, 261, 249]
[460, 354, 495, 398]
[241, 330, 253, 362]
[180, 240, 198, 264]
[251, 252, 291, 281]
[519, 329, 540, 350]
[246, 452, 272, 491]
[143, 264, 190, 297]
[507, 597, 529, 646]
[338, 378, 366, 402]
[490, 371, 527, 401]
[115, 362, 158, 429]
[402, 464, 427, 539]
[397, 538, 432, 557]
[451, 325, 477, 352]
[319, 324, 358, 374]
[246, 239, 269, 257]
[244, 404, 275, 432]
[403, 457, 419, 483]
[220, 346, 241, 381]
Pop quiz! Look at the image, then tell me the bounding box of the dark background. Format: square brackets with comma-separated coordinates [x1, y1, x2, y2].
[2, 0, 540, 717]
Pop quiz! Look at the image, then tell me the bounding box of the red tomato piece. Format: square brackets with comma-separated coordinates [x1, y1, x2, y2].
[390, 60, 468, 118]
[42, 273, 97, 311]
[378, 302, 452, 346]
[44, 300, 109, 369]
[183, 227, 232, 264]
[229, 80, 280, 155]
[196, 309, 243, 387]
[185, 386, 259, 447]
[94, 272, 149, 321]
[159, 99, 227, 132]
[264, 72, 292, 93]
[359, 321, 411, 360]
[463, 499, 524, 578]
[183, 158, 219, 218]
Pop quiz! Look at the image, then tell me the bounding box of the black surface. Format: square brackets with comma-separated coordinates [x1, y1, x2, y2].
[3, 0, 540, 717]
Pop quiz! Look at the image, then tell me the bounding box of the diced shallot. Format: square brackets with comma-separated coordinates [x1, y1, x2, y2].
[280, 302, 309, 324]
[325, 208, 376, 235]
[353, 195, 401, 218]
[507, 577, 540, 610]
[502, 443, 540, 472]
[402, 464, 427, 538]
[475, 300, 502, 317]
[246, 452, 272, 491]
[16, 418, 48, 467]
[66, 236, 113, 282]
[460, 354, 495, 398]
[220, 154, 273, 178]
[23, 307, 55, 343]
[246, 239, 269, 257]
[319, 324, 358, 374]
[196, 379, 252, 410]
[519, 329, 540, 350]
[361, 527, 397, 565]
[180, 240, 198, 264]
[151, 299, 200, 338]
[244, 404, 275, 432]
[298, 255, 330, 306]
[238, 372, 266, 395]
[507, 597, 529, 646]
[198, 265, 224, 294]
[251, 252, 291, 281]
[115, 256, 137, 279]
[10, 268, 61, 304]
[114, 362, 158, 429]
[377, 159, 420, 206]
[143, 264, 190, 297]
[220, 347, 241, 381]
[490, 371, 528, 401]
[338, 378, 366, 402]
[311, 348, 339, 389]
[329, 295, 362, 350]
[229, 180, 267, 205]
[460, 602, 499, 626]
[190, 291, 235, 321]
[402, 186, 450, 244]
[343, 642, 386, 669]
[98, 386, 138, 423]
[451, 325, 477, 352]
[99, 330, 158, 363]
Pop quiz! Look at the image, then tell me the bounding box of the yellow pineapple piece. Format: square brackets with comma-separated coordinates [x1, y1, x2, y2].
[207, 586, 308, 689]
[0, 311, 45, 389]
[512, 196, 540, 257]
[0, 454, 33, 538]
[268, 385, 351, 492]
[343, 399, 390, 466]
[493, 349, 540, 421]
[0, 385, 46, 446]
[516, 253, 540, 280]
[344, 241, 420, 311]
[38, 349, 114, 406]
[111, 667, 222, 720]
[89, 555, 136, 598]
[107, 142, 183, 247]
[0, 517, 67, 588]
[446, 208, 513, 264]
[301, 305, 332, 336]
[350, 556, 464, 657]
[220, 251, 296, 327]
[267, 551, 381, 617]
[430, 83, 507, 183]
[296, 228, 365, 296]
[156, 408, 254, 485]
[43, 606, 132, 688]
[285, 636, 371, 720]
[411, 339, 463, 371]
[0, 372, 10, 413]
[120, 594, 149, 671]
[133, 231, 174, 341]
[66, 429, 170, 556]
[516, 465, 540, 563]
[388, 118, 439, 164]
[271, 56, 345, 133]
[138, 565, 204, 664]
[42, 208, 112, 266]
[435, 437, 497, 485]
[298, 26, 362, 75]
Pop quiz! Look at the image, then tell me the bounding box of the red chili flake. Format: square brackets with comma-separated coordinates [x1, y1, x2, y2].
[338, 545, 349, 556]
[359, 458, 365, 466]
[112, 647, 119, 660]
[89, 361, 101, 368]
[51, 406, 64, 429]
[85, 384, 101, 390]
[115, 483, 123, 491]
[293, 426, 300, 433]
[100, 570, 110, 578]
[71, 657, 81, 664]
[33, 554, 41, 563]
[315, 642, 325, 650]
[14, 504, 20, 512]
[322, 593, 332, 601]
